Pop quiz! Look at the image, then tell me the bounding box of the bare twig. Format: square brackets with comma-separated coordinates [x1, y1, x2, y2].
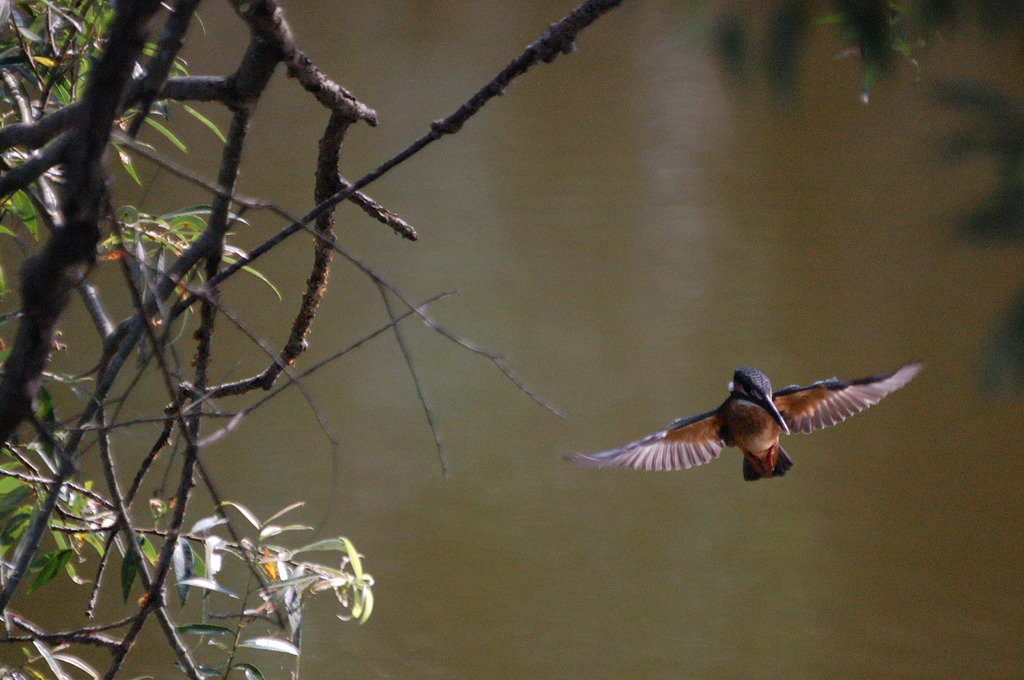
[200, 291, 454, 445]
[96, 408, 202, 680]
[381, 288, 449, 477]
[191, 0, 625, 300]
[4, 612, 126, 649]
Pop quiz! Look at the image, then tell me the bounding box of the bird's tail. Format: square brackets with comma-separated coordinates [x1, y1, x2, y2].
[742, 447, 795, 481]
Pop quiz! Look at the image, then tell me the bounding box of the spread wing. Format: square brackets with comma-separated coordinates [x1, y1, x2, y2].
[773, 362, 923, 434]
[566, 409, 726, 471]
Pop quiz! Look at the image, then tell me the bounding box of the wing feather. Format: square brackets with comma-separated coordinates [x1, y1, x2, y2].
[773, 362, 922, 434]
[567, 409, 726, 471]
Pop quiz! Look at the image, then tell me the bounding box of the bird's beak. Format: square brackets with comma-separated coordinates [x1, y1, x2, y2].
[759, 393, 790, 435]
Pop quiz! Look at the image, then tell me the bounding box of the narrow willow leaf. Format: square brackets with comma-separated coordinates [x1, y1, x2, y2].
[260, 573, 319, 591]
[340, 537, 363, 580]
[233, 663, 266, 680]
[138, 534, 157, 564]
[0, 484, 32, 524]
[258, 523, 311, 540]
[180, 103, 227, 143]
[172, 537, 194, 606]
[358, 587, 374, 624]
[160, 204, 212, 219]
[10, 191, 36, 238]
[292, 538, 346, 555]
[17, 26, 43, 43]
[120, 550, 138, 602]
[176, 577, 239, 599]
[238, 637, 299, 656]
[51, 653, 100, 680]
[33, 640, 71, 680]
[190, 514, 226, 534]
[114, 143, 141, 185]
[263, 501, 305, 525]
[240, 264, 281, 300]
[221, 501, 260, 529]
[176, 623, 233, 636]
[27, 549, 73, 594]
[143, 117, 187, 152]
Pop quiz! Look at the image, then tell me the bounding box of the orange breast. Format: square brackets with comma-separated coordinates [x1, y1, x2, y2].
[722, 400, 780, 458]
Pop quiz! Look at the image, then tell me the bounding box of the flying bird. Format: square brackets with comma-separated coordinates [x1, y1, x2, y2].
[568, 362, 923, 480]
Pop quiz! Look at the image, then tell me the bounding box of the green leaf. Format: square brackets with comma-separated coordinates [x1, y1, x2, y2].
[113, 143, 141, 185]
[138, 534, 157, 564]
[17, 26, 43, 43]
[176, 576, 239, 599]
[221, 501, 261, 529]
[0, 484, 32, 524]
[120, 550, 139, 602]
[32, 640, 67, 680]
[0, 511, 30, 556]
[260, 573, 319, 591]
[233, 663, 266, 680]
[190, 514, 226, 534]
[292, 538, 347, 555]
[264, 501, 305, 525]
[258, 523, 311, 540]
[223, 247, 282, 300]
[28, 549, 73, 594]
[11, 190, 37, 238]
[176, 623, 233, 636]
[160, 204, 213, 219]
[117, 205, 140, 225]
[816, 12, 846, 25]
[134, 532, 155, 565]
[35, 386, 55, 425]
[356, 586, 373, 624]
[180, 103, 226, 143]
[340, 537, 363, 580]
[172, 537, 194, 606]
[238, 637, 299, 656]
[80, 528, 106, 557]
[143, 117, 187, 152]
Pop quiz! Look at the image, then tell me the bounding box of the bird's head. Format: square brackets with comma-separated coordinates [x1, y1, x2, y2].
[729, 367, 790, 435]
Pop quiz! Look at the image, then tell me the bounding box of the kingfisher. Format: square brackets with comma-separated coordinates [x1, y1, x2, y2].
[568, 362, 923, 480]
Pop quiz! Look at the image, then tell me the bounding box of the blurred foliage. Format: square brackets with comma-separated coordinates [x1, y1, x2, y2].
[712, 0, 930, 102]
[934, 79, 1024, 393]
[711, 0, 1024, 394]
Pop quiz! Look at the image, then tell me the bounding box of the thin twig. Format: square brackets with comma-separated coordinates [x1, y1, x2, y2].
[381, 287, 449, 477]
[4, 612, 128, 648]
[97, 407, 202, 680]
[198, 291, 454, 446]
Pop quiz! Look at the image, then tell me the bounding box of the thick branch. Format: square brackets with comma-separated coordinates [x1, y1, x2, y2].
[0, 0, 163, 605]
[128, 0, 204, 138]
[238, 0, 376, 125]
